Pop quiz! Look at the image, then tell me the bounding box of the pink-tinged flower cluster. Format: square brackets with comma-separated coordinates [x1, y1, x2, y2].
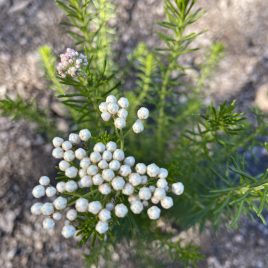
[56, 48, 88, 78]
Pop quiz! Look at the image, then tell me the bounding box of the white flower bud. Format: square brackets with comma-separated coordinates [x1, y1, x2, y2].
[79, 169, 87, 178]
[41, 202, 54, 216]
[75, 148, 87, 160]
[94, 142, 106, 153]
[63, 150, 75, 162]
[99, 183, 112, 195]
[92, 174, 104, 185]
[62, 141, 72, 151]
[56, 181, 66, 193]
[109, 160, 121, 171]
[106, 141, 117, 152]
[129, 173, 142, 186]
[106, 95, 117, 103]
[153, 188, 166, 200]
[132, 119, 144, 133]
[53, 196, 67, 210]
[118, 97, 129, 108]
[135, 163, 147, 175]
[149, 185, 156, 192]
[128, 195, 139, 203]
[102, 169, 115, 181]
[171, 182, 184, 195]
[157, 178, 168, 189]
[147, 206, 161, 220]
[65, 180, 78, 192]
[141, 175, 148, 184]
[66, 209, 77, 221]
[87, 165, 98, 176]
[143, 201, 149, 207]
[59, 160, 70, 171]
[161, 196, 173, 209]
[98, 209, 111, 221]
[106, 202, 114, 211]
[65, 167, 78, 178]
[32, 185, 45, 198]
[119, 165, 131, 177]
[31, 202, 43, 215]
[52, 147, 64, 159]
[43, 218, 55, 230]
[130, 200, 143, 214]
[117, 108, 128, 119]
[52, 137, 64, 147]
[147, 163, 160, 177]
[138, 187, 152, 200]
[99, 102, 108, 112]
[69, 133, 80, 144]
[98, 159, 109, 169]
[115, 204, 128, 218]
[39, 176, 50, 186]
[101, 112, 111, 121]
[113, 149, 125, 161]
[80, 157, 91, 169]
[124, 156, 135, 167]
[151, 196, 159, 204]
[111, 176, 125, 191]
[79, 176, 92, 187]
[88, 201, 102, 214]
[158, 168, 168, 179]
[52, 212, 62, 221]
[90, 151, 102, 163]
[46, 186, 57, 197]
[79, 129, 91, 141]
[95, 221, 108, 234]
[102, 150, 113, 161]
[107, 102, 119, 115]
[122, 183, 134, 196]
[75, 198, 88, 212]
[62, 225, 76, 238]
[114, 118, 126, 129]
[137, 107, 149, 120]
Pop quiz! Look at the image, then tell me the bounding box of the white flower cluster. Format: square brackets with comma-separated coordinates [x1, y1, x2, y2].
[99, 95, 149, 133]
[56, 48, 88, 78]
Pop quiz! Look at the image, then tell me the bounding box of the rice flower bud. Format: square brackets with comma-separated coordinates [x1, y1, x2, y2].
[147, 206, 161, 220]
[63, 150, 75, 162]
[107, 103, 119, 115]
[32, 185, 45, 198]
[94, 142, 106, 153]
[52, 147, 64, 159]
[75, 148, 87, 160]
[149, 185, 156, 192]
[52, 212, 62, 221]
[114, 118, 126, 129]
[66, 209, 77, 221]
[43, 218, 55, 230]
[52, 137, 64, 147]
[118, 97, 129, 108]
[135, 163, 147, 175]
[62, 141, 72, 151]
[41, 202, 54, 216]
[88, 201, 102, 215]
[31, 202, 43, 215]
[79, 129, 91, 141]
[102, 150, 113, 161]
[141, 175, 148, 184]
[129, 173, 142, 186]
[46, 186, 57, 197]
[158, 168, 168, 179]
[80, 157, 91, 169]
[122, 183, 134, 196]
[128, 195, 139, 203]
[109, 160, 121, 171]
[137, 107, 149, 120]
[87, 165, 98, 176]
[171, 182, 184, 195]
[106, 141, 117, 152]
[111, 176, 125, 191]
[124, 156, 135, 167]
[106, 202, 114, 211]
[147, 163, 160, 177]
[117, 108, 128, 119]
[39, 176, 50, 186]
[98, 159, 109, 169]
[130, 200, 143, 214]
[98, 209, 111, 221]
[132, 119, 144, 134]
[101, 112, 111, 121]
[75, 198, 89, 212]
[99, 102, 108, 112]
[153, 188, 166, 200]
[106, 95, 117, 103]
[65, 180, 78, 192]
[113, 149, 125, 161]
[119, 165, 131, 177]
[90, 151, 102, 163]
[102, 169, 115, 182]
[157, 178, 168, 189]
[161, 196, 174, 209]
[79, 176, 92, 188]
[99, 183, 112, 195]
[143, 201, 149, 207]
[65, 167, 78, 178]
[53, 196, 67, 210]
[138, 187, 152, 200]
[95, 221, 109, 234]
[59, 160, 70, 171]
[69, 133, 80, 144]
[115, 204, 128, 218]
[56, 182, 66, 193]
[62, 225, 76, 238]
[151, 196, 160, 204]
[79, 169, 87, 178]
